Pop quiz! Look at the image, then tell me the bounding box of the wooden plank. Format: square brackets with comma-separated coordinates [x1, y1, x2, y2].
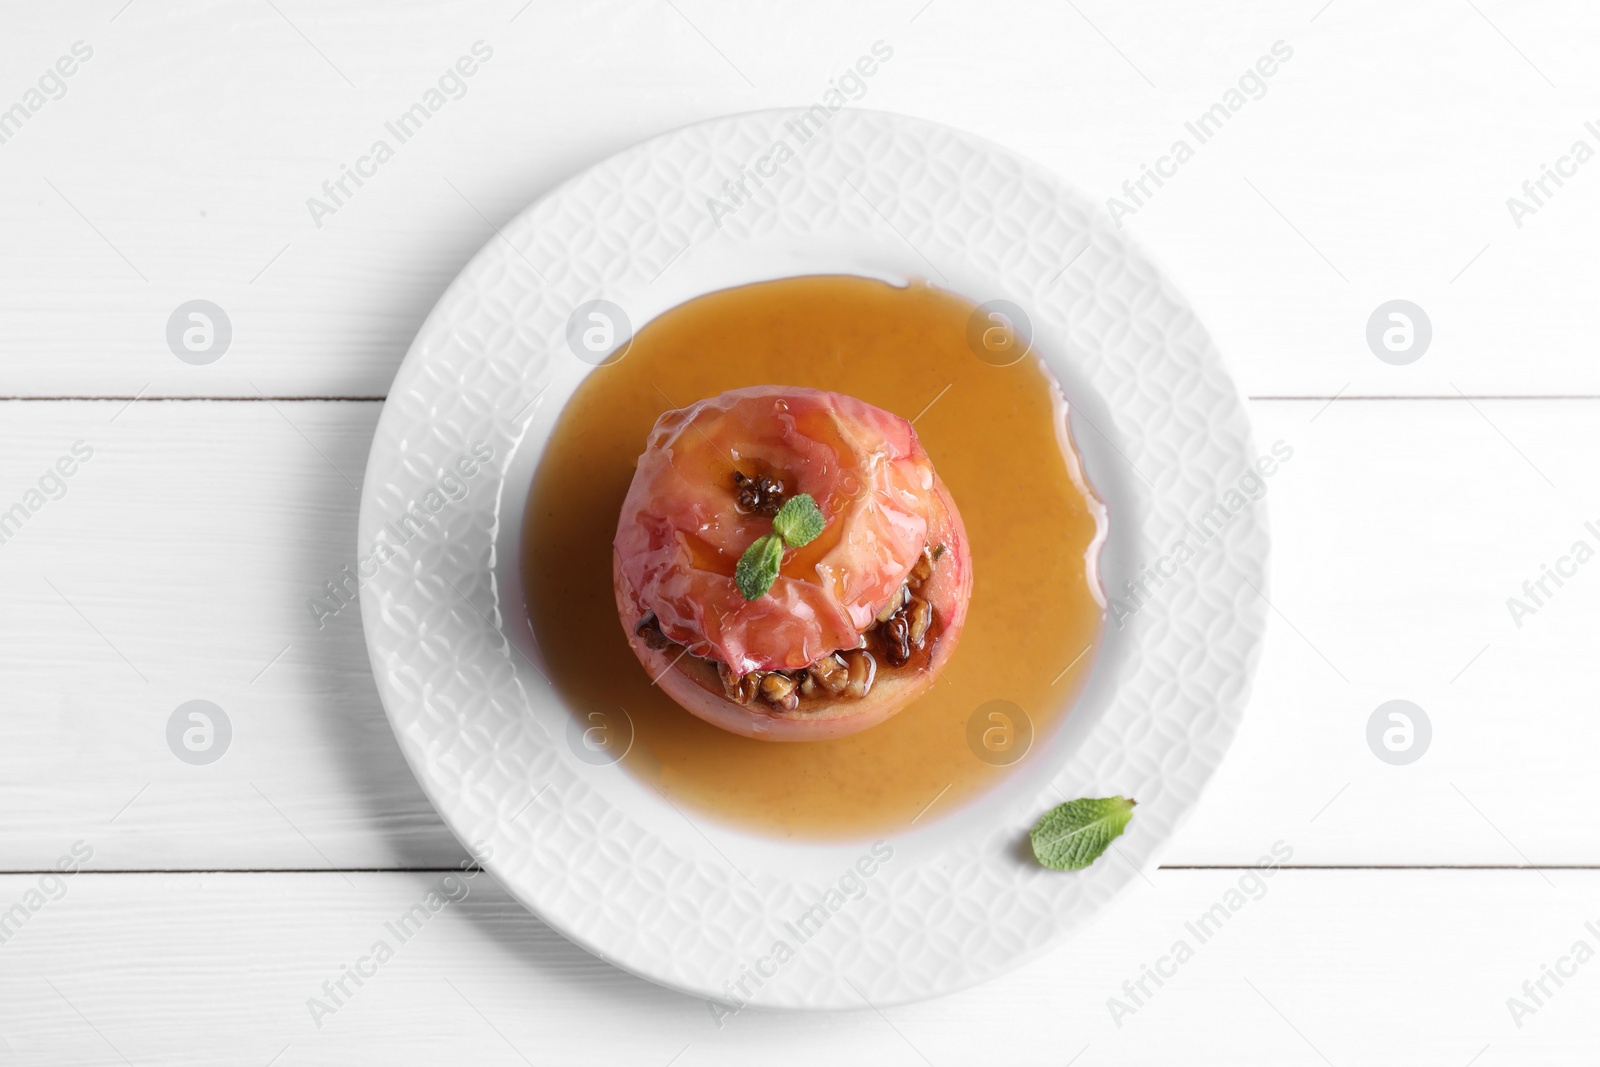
[0, 868, 1594, 1064]
[0, 1, 1596, 397]
[0, 396, 1592, 870]
[0, 399, 458, 869]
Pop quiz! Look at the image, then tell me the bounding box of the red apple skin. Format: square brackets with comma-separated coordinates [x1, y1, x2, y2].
[614, 476, 972, 741]
[615, 387, 954, 675]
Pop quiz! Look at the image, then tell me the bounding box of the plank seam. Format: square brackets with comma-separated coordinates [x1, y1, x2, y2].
[5, 395, 1600, 403]
[0, 865, 1588, 875]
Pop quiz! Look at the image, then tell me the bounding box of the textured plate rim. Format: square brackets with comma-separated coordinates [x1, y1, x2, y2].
[358, 107, 1270, 1010]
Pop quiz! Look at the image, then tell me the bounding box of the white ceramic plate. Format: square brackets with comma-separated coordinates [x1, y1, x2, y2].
[359, 108, 1268, 1009]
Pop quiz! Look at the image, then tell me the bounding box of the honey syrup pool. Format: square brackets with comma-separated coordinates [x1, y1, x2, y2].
[523, 275, 1106, 839]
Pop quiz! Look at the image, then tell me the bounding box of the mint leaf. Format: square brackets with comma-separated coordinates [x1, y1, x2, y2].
[771, 493, 826, 548]
[730, 492, 825, 601]
[735, 533, 784, 601]
[1029, 796, 1136, 871]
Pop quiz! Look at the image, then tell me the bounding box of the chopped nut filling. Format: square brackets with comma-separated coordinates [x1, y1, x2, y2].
[718, 661, 761, 705]
[732, 470, 786, 517]
[634, 611, 673, 651]
[882, 612, 911, 667]
[906, 596, 932, 645]
[758, 672, 799, 712]
[682, 541, 942, 715]
[842, 648, 876, 699]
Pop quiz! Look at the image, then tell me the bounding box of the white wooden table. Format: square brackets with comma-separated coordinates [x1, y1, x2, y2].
[3, 1, 1596, 1062]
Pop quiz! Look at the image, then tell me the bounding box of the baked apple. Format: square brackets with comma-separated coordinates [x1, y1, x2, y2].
[612, 385, 972, 741]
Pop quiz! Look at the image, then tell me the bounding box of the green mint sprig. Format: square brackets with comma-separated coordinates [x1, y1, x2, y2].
[1029, 796, 1136, 871]
[734, 533, 784, 602]
[734, 493, 826, 601]
[771, 494, 826, 547]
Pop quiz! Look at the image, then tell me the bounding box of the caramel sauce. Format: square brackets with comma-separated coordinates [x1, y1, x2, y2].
[523, 276, 1104, 839]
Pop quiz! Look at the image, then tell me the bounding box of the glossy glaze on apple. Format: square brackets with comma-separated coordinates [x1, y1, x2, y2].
[524, 276, 1105, 838]
[612, 385, 973, 741]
